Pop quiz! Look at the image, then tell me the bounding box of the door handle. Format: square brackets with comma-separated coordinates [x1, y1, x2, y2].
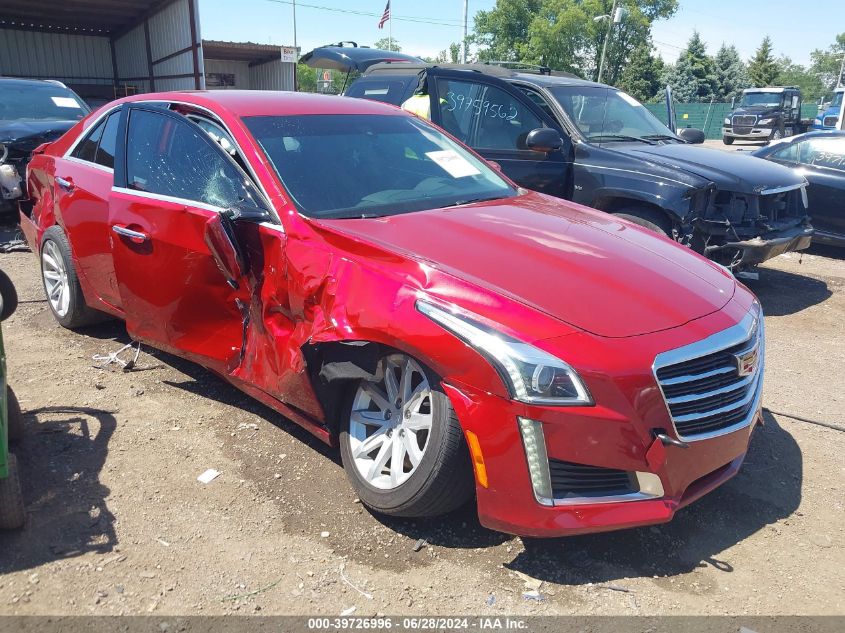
[111, 225, 150, 242]
[56, 176, 75, 192]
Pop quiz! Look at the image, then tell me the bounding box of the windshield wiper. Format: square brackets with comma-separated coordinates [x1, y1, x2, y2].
[440, 195, 508, 208]
[641, 134, 683, 143]
[586, 134, 658, 145]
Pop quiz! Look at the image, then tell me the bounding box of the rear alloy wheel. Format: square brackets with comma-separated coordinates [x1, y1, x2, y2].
[339, 353, 473, 518]
[40, 226, 102, 329]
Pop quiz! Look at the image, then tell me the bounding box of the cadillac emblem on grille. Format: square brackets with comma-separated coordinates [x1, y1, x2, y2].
[735, 346, 759, 377]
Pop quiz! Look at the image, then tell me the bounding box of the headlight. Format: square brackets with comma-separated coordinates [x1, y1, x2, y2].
[814, 118, 823, 125]
[724, 118, 731, 125]
[757, 118, 775, 126]
[416, 300, 593, 406]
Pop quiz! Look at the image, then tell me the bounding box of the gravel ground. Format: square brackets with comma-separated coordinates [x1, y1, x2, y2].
[0, 245, 843, 617]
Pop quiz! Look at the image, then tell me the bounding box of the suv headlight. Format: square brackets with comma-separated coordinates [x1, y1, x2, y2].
[416, 300, 593, 406]
[757, 118, 775, 126]
[724, 117, 731, 125]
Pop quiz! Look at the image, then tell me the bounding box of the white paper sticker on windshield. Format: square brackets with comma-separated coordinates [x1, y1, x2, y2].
[425, 150, 481, 178]
[617, 91, 642, 107]
[51, 96, 81, 108]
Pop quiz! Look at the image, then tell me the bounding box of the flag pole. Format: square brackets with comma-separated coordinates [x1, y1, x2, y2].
[389, 1, 393, 51]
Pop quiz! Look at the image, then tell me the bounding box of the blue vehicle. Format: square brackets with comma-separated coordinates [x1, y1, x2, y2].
[812, 87, 844, 130]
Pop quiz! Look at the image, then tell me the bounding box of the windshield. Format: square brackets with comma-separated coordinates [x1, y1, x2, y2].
[832, 92, 844, 108]
[0, 83, 89, 122]
[740, 92, 782, 108]
[547, 86, 677, 143]
[244, 114, 516, 219]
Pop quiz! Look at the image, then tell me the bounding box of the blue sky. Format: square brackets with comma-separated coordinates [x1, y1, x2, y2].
[198, 0, 843, 66]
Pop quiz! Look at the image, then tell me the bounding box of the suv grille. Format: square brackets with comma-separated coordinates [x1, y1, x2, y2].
[823, 115, 839, 127]
[733, 115, 757, 127]
[653, 310, 763, 440]
[549, 459, 636, 500]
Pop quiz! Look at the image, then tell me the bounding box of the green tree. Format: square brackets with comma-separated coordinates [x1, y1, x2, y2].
[617, 43, 664, 102]
[714, 43, 750, 101]
[663, 31, 718, 102]
[776, 56, 826, 102]
[295, 63, 317, 92]
[809, 32, 845, 93]
[424, 43, 462, 64]
[373, 37, 401, 52]
[472, 0, 677, 84]
[748, 36, 779, 86]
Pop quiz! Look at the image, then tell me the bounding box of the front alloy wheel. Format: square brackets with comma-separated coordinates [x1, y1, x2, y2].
[339, 353, 473, 517]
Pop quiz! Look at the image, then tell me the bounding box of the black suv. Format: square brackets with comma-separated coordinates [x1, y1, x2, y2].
[0, 78, 90, 220]
[303, 47, 813, 269]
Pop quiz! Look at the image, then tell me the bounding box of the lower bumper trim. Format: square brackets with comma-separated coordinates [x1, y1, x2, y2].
[705, 224, 814, 266]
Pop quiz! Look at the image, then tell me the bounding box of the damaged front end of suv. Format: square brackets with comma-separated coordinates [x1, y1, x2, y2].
[680, 180, 812, 270]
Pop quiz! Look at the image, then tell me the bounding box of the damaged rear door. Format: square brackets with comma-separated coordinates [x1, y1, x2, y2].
[108, 104, 281, 373]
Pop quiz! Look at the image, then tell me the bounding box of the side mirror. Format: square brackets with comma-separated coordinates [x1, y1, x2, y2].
[0, 269, 18, 321]
[678, 128, 705, 144]
[731, 97, 736, 109]
[204, 213, 247, 289]
[525, 127, 563, 153]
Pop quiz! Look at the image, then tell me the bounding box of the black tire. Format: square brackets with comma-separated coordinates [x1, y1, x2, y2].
[339, 354, 474, 518]
[614, 207, 673, 238]
[6, 387, 23, 443]
[0, 453, 26, 530]
[723, 136, 734, 145]
[40, 226, 103, 329]
[0, 268, 17, 321]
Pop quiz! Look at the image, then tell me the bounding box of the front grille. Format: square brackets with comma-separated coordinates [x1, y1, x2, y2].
[823, 115, 838, 127]
[549, 459, 636, 500]
[653, 312, 763, 440]
[734, 126, 753, 135]
[733, 115, 757, 127]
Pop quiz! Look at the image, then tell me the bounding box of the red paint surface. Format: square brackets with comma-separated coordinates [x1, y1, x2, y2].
[22, 90, 760, 537]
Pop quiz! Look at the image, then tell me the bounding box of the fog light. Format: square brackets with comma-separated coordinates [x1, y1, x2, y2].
[517, 418, 553, 506]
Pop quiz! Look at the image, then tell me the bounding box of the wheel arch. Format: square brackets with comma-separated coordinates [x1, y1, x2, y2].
[591, 194, 679, 232]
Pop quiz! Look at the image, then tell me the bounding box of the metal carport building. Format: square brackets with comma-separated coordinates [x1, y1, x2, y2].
[0, 0, 294, 105]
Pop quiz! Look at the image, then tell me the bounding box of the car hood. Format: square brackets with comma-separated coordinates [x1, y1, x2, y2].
[0, 119, 77, 151]
[613, 143, 805, 193]
[313, 192, 736, 338]
[731, 106, 779, 117]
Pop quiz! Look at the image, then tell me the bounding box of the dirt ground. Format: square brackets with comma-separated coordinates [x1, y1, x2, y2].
[0, 243, 843, 617]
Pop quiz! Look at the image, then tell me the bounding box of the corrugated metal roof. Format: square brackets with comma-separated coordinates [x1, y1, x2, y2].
[0, 0, 167, 35]
[203, 40, 296, 64]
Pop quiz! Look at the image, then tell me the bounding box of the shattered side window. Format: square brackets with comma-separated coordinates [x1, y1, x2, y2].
[125, 109, 265, 210]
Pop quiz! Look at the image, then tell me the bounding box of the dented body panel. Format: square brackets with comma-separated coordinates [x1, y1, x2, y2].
[22, 90, 764, 537]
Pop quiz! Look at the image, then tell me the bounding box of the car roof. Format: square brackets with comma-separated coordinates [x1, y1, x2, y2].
[363, 62, 608, 89]
[115, 89, 406, 118]
[0, 77, 68, 88]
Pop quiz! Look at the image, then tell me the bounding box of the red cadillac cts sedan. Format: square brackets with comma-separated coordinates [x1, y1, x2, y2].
[20, 91, 764, 537]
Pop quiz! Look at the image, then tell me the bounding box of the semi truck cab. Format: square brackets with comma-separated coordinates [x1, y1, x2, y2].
[722, 87, 805, 144]
[812, 87, 844, 131]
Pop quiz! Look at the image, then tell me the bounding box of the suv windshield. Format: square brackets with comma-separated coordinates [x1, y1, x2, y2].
[244, 114, 516, 219]
[0, 83, 89, 122]
[740, 92, 782, 108]
[547, 86, 678, 143]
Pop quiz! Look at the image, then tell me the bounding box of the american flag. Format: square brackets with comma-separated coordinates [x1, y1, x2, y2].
[378, 1, 391, 29]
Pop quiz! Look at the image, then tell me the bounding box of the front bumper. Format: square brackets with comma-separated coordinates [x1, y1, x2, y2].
[705, 224, 814, 267]
[722, 127, 773, 140]
[442, 298, 762, 537]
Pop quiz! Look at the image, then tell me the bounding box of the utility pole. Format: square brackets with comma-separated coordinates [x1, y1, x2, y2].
[596, 0, 618, 84]
[838, 46, 845, 88]
[462, 0, 468, 63]
[292, 0, 298, 89]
